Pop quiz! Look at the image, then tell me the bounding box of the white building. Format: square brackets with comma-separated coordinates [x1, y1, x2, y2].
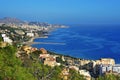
[107, 65, 112, 72]
[79, 70, 91, 80]
[26, 32, 34, 37]
[1, 34, 13, 44]
[99, 65, 111, 75]
[1, 34, 6, 37]
[3, 37, 13, 44]
[69, 66, 79, 71]
[112, 64, 120, 73]
[99, 64, 120, 75]
[93, 58, 115, 74]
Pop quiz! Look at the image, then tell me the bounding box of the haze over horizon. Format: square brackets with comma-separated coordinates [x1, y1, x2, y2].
[0, 0, 120, 24]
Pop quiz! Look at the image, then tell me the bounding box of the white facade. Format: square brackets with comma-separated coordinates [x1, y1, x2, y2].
[79, 70, 91, 77]
[107, 66, 112, 72]
[101, 66, 107, 74]
[79, 70, 91, 80]
[1, 34, 13, 44]
[99, 64, 120, 75]
[69, 66, 79, 71]
[112, 64, 120, 73]
[1, 34, 6, 37]
[3, 37, 13, 44]
[26, 33, 34, 37]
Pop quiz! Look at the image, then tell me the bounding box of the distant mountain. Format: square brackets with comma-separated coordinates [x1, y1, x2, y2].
[0, 17, 25, 24]
[0, 17, 68, 28]
[0, 17, 50, 26]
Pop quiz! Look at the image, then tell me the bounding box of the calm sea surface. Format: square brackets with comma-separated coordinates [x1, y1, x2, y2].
[32, 24, 120, 63]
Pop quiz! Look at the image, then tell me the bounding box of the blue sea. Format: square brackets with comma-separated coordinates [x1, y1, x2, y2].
[32, 24, 120, 63]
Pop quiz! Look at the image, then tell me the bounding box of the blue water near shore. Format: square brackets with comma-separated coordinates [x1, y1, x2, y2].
[32, 24, 120, 63]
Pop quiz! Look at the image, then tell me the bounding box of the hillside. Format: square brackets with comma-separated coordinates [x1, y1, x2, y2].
[0, 17, 25, 24]
[0, 44, 85, 80]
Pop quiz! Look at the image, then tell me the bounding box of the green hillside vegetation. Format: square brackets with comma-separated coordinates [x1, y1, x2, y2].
[0, 44, 85, 80]
[98, 74, 120, 80]
[0, 45, 36, 80]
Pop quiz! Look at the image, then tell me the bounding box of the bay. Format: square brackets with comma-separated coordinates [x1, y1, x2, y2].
[32, 24, 120, 63]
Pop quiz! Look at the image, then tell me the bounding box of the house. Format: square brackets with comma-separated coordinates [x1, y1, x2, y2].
[15, 30, 25, 35]
[1, 34, 13, 44]
[79, 70, 91, 80]
[22, 46, 32, 54]
[39, 48, 60, 67]
[79, 60, 91, 66]
[3, 37, 13, 44]
[31, 47, 38, 52]
[40, 55, 60, 67]
[39, 54, 50, 59]
[99, 64, 120, 75]
[69, 66, 79, 71]
[44, 56, 56, 67]
[62, 56, 65, 61]
[26, 32, 34, 37]
[99, 64, 112, 75]
[93, 58, 115, 74]
[60, 68, 69, 80]
[39, 48, 50, 59]
[1, 34, 6, 37]
[40, 48, 47, 54]
[100, 58, 115, 65]
[112, 64, 120, 73]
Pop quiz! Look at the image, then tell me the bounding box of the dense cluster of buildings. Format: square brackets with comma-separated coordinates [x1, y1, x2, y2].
[100, 64, 120, 75]
[18, 46, 60, 67]
[0, 19, 68, 45]
[61, 55, 120, 80]
[19, 45, 120, 80]
[0, 23, 49, 41]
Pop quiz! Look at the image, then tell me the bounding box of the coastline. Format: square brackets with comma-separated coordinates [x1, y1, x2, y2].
[25, 27, 68, 46]
[23, 36, 47, 46]
[26, 26, 120, 64]
[24, 35, 66, 46]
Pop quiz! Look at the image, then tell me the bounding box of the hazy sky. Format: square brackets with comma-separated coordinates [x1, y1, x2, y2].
[0, 0, 120, 24]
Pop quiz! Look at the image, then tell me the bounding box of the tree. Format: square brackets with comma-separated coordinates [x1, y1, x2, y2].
[0, 36, 2, 42]
[0, 45, 36, 80]
[69, 69, 86, 80]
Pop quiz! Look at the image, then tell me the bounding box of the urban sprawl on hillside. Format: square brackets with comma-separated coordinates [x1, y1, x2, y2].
[0, 17, 120, 80]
